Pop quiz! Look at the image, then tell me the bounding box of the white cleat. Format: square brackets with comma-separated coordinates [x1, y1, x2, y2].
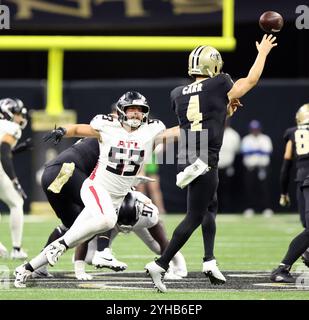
[31, 265, 54, 279]
[145, 261, 167, 293]
[75, 272, 93, 281]
[44, 242, 66, 267]
[92, 248, 127, 272]
[0, 242, 8, 258]
[14, 264, 32, 288]
[171, 252, 188, 278]
[164, 268, 182, 280]
[202, 259, 226, 285]
[11, 248, 28, 260]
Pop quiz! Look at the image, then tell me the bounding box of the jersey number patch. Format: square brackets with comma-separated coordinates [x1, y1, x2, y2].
[295, 129, 309, 155]
[106, 147, 145, 176]
[186, 95, 203, 131]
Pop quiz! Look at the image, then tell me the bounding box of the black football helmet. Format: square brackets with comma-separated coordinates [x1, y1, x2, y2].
[116, 91, 149, 128]
[0, 98, 28, 129]
[117, 192, 140, 233]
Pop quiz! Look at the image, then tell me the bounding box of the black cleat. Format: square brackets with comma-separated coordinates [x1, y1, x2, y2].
[270, 264, 295, 283]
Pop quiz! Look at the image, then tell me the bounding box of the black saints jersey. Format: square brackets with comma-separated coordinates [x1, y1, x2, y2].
[284, 124, 309, 181]
[171, 73, 233, 168]
[46, 137, 99, 175]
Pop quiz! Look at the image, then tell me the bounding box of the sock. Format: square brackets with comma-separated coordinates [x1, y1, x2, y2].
[10, 206, 23, 248]
[203, 256, 215, 262]
[28, 251, 49, 270]
[44, 225, 66, 248]
[97, 235, 111, 251]
[25, 263, 34, 272]
[59, 239, 69, 249]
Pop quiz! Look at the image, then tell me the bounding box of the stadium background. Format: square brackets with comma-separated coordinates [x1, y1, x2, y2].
[0, 0, 308, 214]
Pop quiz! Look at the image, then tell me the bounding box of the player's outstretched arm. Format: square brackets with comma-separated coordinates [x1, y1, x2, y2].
[43, 124, 100, 144]
[228, 34, 277, 100]
[154, 125, 180, 148]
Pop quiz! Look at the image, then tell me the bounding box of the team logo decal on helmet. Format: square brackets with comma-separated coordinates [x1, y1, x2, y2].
[116, 91, 150, 128]
[188, 45, 223, 78]
[0, 98, 28, 129]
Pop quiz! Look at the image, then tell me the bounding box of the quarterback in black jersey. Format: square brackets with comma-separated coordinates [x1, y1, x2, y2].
[145, 34, 278, 293]
[271, 104, 309, 283]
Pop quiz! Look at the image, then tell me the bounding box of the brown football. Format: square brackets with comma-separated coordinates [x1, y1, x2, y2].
[259, 11, 284, 33]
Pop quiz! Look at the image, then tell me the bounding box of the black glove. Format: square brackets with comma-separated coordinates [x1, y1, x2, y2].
[13, 179, 27, 199]
[43, 126, 67, 145]
[12, 138, 33, 155]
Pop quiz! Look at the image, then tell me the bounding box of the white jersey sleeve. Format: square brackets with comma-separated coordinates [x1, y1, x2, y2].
[0, 120, 21, 142]
[147, 119, 166, 138]
[90, 114, 119, 133]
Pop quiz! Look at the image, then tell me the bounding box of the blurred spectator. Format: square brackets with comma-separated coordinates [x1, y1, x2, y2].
[241, 120, 273, 217]
[217, 121, 241, 212]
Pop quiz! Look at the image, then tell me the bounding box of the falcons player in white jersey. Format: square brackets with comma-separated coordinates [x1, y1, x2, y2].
[0, 98, 28, 260]
[74, 190, 187, 281]
[14, 91, 179, 287]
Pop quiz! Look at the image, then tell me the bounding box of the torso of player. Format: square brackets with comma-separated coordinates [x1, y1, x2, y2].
[0, 119, 21, 148]
[285, 125, 309, 170]
[90, 114, 165, 197]
[171, 73, 233, 168]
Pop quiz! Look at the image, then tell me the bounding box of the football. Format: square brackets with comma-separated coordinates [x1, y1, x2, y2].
[259, 11, 284, 33]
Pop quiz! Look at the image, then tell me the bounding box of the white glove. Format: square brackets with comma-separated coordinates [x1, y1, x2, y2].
[74, 260, 93, 280]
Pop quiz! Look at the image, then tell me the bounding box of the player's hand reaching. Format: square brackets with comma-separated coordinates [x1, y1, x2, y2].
[43, 126, 67, 145]
[256, 34, 277, 56]
[13, 178, 27, 199]
[227, 98, 243, 117]
[279, 194, 290, 207]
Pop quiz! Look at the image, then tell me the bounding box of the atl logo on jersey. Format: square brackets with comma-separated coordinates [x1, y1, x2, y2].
[117, 140, 140, 149]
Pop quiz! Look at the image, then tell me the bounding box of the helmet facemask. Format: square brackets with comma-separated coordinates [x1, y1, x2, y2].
[116, 91, 150, 129]
[0, 98, 28, 129]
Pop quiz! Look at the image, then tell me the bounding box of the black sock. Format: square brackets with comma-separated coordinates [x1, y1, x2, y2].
[59, 239, 69, 249]
[44, 226, 66, 248]
[97, 236, 110, 251]
[25, 263, 34, 272]
[203, 256, 215, 262]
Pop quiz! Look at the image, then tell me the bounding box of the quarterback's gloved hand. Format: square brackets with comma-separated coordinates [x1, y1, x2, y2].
[12, 138, 33, 154]
[279, 194, 290, 207]
[12, 179, 27, 199]
[43, 126, 67, 145]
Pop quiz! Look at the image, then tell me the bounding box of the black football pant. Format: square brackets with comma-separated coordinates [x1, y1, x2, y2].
[282, 186, 309, 266]
[156, 168, 218, 270]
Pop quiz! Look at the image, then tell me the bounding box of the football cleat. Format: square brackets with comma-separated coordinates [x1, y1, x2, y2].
[145, 261, 167, 293]
[171, 252, 188, 278]
[14, 263, 32, 288]
[11, 248, 28, 260]
[202, 259, 226, 285]
[31, 265, 53, 279]
[301, 249, 309, 268]
[270, 264, 295, 283]
[0, 242, 8, 258]
[92, 248, 127, 272]
[44, 242, 66, 267]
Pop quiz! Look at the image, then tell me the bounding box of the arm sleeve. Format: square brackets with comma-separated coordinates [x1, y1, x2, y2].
[0, 142, 17, 180]
[279, 159, 293, 194]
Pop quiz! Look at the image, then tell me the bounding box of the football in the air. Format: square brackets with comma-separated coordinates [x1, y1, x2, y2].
[259, 11, 284, 33]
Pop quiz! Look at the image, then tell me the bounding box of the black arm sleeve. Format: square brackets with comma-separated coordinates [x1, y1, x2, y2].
[12, 138, 32, 155]
[279, 159, 293, 194]
[0, 142, 17, 180]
